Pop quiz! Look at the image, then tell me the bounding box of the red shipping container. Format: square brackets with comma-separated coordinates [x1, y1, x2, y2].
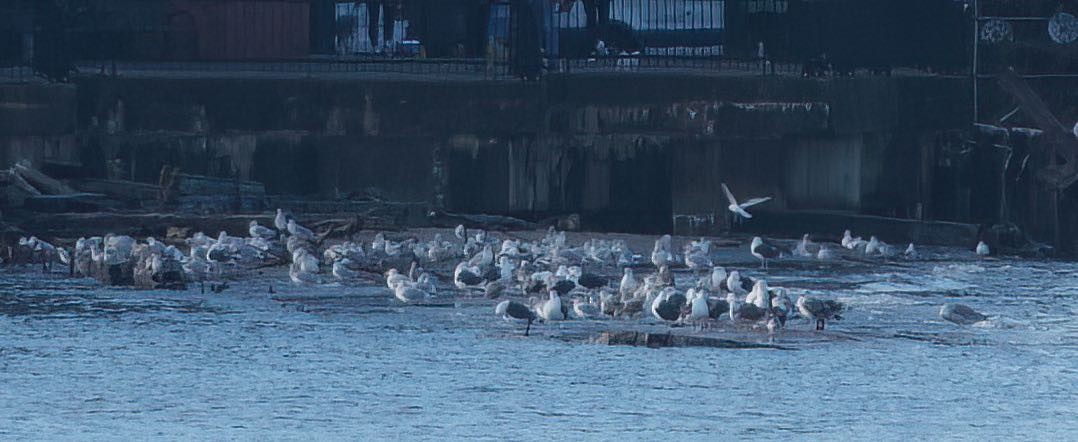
[171, 0, 310, 60]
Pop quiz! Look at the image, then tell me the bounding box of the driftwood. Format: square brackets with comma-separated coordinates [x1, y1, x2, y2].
[0, 169, 42, 196]
[23, 193, 116, 213]
[312, 216, 366, 242]
[13, 163, 75, 195]
[428, 210, 539, 231]
[73, 178, 160, 205]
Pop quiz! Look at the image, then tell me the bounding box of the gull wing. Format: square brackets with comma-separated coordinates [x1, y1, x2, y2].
[739, 196, 772, 209]
[721, 183, 738, 206]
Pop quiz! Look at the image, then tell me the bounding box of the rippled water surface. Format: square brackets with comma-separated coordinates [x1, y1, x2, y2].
[1, 254, 1076, 440]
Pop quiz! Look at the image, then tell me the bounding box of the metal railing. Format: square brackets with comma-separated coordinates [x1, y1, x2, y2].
[14, 0, 986, 82]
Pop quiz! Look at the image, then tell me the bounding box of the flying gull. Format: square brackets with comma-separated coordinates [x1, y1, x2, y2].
[721, 183, 772, 220]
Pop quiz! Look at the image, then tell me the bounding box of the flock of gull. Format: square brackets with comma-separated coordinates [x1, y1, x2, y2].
[8, 203, 997, 337]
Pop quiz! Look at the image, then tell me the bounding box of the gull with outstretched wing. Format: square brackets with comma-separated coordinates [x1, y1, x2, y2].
[722, 183, 771, 220]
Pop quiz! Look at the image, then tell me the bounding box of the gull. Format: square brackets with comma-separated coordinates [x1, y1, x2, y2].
[904, 243, 919, 260]
[793, 234, 814, 257]
[684, 288, 710, 327]
[865, 236, 882, 255]
[454, 262, 485, 289]
[414, 273, 438, 295]
[538, 291, 567, 321]
[572, 267, 608, 290]
[484, 279, 508, 299]
[572, 297, 603, 319]
[796, 296, 845, 330]
[650, 287, 687, 322]
[750, 236, 784, 269]
[287, 219, 316, 242]
[497, 256, 515, 282]
[975, 241, 990, 256]
[323, 242, 365, 263]
[683, 239, 713, 271]
[705, 266, 727, 292]
[722, 183, 772, 220]
[249, 220, 277, 240]
[724, 270, 752, 296]
[394, 284, 431, 304]
[385, 268, 411, 290]
[842, 230, 867, 251]
[274, 208, 293, 231]
[744, 279, 770, 309]
[495, 300, 537, 336]
[467, 244, 494, 269]
[651, 235, 673, 268]
[332, 259, 360, 280]
[619, 268, 639, 299]
[289, 251, 321, 284]
[727, 291, 767, 321]
[769, 288, 793, 328]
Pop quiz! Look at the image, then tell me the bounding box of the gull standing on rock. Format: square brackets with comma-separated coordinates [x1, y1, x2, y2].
[332, 259, 358, 280]
[619, 268, 639, 299]
[865, 236, 881, 255]
[651, 287, 687, 322]
[249, 220, 277, 240]
[651, 235, 673, 269]
[287, 219, 316, 242]
[796, 296, 845, 330]
[750, 236, 783, 270]
[539, 291, 567, 322]
[274, 208, 292, 232]
[904, 243, 919, 260]
[842, 230, 867, 251]
[793, 234, 814, 257]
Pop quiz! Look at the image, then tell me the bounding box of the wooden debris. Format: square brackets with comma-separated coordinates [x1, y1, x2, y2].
[429, 210, 539, 231]
[74, 179, 159, 202]
[0, 169, 42, 196]
[22, 193, 115, 213]
[13, 163, 75, 195]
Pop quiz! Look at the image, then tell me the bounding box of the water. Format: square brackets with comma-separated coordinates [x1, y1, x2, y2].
[1, 256, 1077, 440]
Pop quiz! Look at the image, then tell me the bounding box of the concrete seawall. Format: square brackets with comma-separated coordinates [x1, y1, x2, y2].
[4, 72, 971, 237]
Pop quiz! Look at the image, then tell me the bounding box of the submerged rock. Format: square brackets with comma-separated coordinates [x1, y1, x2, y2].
[939, 303, 988, 325]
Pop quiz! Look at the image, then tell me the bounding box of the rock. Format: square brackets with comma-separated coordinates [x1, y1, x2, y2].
[133, 256, 187, 290]
[593, 331, 789, 349]
[939, 303, 988, 325]
[92, 260, 134, 286]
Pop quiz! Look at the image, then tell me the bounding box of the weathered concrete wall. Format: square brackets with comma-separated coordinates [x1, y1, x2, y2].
[0, 84, 79, 168]
[59, 73, 970, 232]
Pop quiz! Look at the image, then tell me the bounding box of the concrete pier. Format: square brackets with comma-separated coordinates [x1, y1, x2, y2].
[3, 71, 975, 241]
